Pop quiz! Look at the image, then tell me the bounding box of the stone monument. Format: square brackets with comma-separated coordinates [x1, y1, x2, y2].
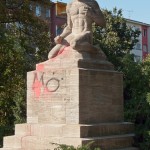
[0, 0, 138, 149]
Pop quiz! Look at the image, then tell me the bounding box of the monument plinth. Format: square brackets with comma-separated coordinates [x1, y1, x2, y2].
[27, 49, 121, 125]
[1, 49, 137, 150]
[0, 0, 138, 149]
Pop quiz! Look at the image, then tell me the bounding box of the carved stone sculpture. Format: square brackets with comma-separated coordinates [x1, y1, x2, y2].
[0, 1, 137, 149]
[48, 0, 106, 59]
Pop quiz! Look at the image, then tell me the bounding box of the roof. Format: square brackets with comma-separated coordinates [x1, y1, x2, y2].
[54, 1, 67, 5]
[126, 18, 150, 27]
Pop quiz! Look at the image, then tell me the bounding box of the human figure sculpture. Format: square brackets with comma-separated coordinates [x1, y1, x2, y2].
[48, 0, 106, 59]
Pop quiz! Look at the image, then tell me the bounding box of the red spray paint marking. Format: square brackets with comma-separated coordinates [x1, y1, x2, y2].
[32, 46, 70, 98]
[32, 79, 53, 99]
[32, 74, 43, 99]
[36, 46, 71, 71]
[36, 64, 44, 71]
[50, 45, 71, 62]
[32, 73, 60, 99]
[58, 45, 71, 56]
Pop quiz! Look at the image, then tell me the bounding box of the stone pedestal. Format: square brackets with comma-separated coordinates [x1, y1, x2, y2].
[0, 48, 138, 150]
[27, 68, 123, 124]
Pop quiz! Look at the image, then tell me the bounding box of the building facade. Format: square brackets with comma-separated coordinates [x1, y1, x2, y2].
[31, 1, 51, 24]
[126, 19, 150, 61]
[31, 1, 67, 41]
[50, 1, 67, 40]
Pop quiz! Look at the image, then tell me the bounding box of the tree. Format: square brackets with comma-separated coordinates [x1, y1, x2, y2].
[0, 0, 51, 147]
[0, 0, 51, 61]
[93, 8, 140, 70]
[123, 55, 150, 149]
[93, 8, 150, 149]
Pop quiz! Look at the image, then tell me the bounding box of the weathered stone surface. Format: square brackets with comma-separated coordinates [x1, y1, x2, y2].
[37, 49, 114, 71]
[3, 136, 22, 148]
[82, 134, 135, 149]
[0, 148, 22, 150]
[0, 0, 137, 149]
[27, 67, 123, 124]
[1, 134, 135, 150]
[14, 122, 134, 138]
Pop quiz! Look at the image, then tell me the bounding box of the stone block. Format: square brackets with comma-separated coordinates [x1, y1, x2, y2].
[0, 148, 22, 150]
[21, 136, 60, 150]
[3, 136, 22, 148]
[27, 68, 123, 124]
[82, 134, 135, 150]
[15, 124, 32, 136]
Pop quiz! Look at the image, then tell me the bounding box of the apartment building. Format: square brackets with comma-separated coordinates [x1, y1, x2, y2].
[126, 19, 150, 61]
[31, 1, 66, 40]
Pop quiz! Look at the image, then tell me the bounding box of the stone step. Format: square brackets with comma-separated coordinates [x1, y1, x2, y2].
[15, 124, 32, 136]
[83, 134, 135, 150]
[0, 148, 22, 150]
[80, 122, 134, 137]
[113, 147, 139, 150]
[20, 134, 135, 150]
[21, 136, 60, 150]
[3, 135, 22, 148]
[15, 122, 134, 138]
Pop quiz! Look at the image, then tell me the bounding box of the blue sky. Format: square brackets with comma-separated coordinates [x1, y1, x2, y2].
[59, 0, 150, 24]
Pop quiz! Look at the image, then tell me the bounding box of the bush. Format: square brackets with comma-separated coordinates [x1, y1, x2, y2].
[52, 142, 101, 150]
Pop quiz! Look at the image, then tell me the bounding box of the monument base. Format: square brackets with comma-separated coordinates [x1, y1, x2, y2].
[2, 123, 137, 150]
[0, 48, 138, 150]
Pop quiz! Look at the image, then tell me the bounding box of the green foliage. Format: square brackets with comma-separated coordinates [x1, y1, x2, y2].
[0, 0, 51, 147]
[93, 8, 140, 70]
[53, 142, 101, 150]
[0, 24, 27, 147]
[124, 56, 150, 150]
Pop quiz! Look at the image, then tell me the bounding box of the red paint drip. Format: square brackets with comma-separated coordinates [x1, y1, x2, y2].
[36, 64, 44, 71]
[32, 77, 43, 98]
[49, 45, 70, 61]
[59, 46, 70, 56]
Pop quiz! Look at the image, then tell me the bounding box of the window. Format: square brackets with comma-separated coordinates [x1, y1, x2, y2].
[136, 43, 141, 50]
[56, 25, 63, 36]
[36, 5, 41, 16]
[143, 45, 148, 52]
[143, 29, 147, 37]
[46, 9, 50, 18]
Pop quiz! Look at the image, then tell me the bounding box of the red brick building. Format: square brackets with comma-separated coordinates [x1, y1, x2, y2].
[50, 1, 67, 39]
[31, 1, 67, 41]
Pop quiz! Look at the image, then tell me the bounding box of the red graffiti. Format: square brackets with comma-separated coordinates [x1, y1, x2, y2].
[59, 45, 71, 56]
[32, 73, 44, 98]
[50, 45, 71, 62]
[32, 72, 60, 99]
[33, 46, 70, 98]
[36, 64, 44, 71]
